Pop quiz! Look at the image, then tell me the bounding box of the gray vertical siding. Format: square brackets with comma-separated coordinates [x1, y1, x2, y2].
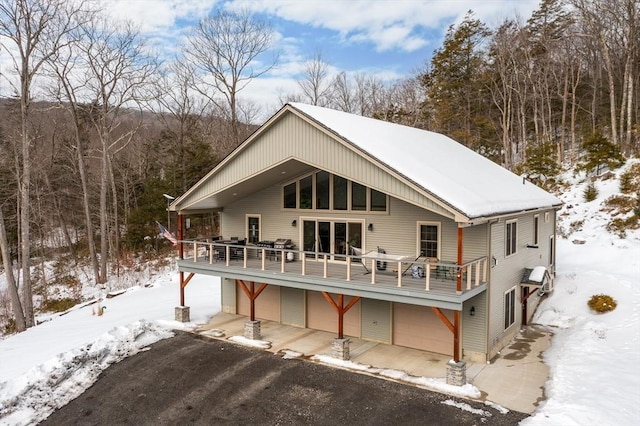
[184, 113, 456, 219]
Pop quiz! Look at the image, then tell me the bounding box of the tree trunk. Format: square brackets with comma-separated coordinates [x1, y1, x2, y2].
[0, 207, 26, 332]
[19, 90, 34, 328]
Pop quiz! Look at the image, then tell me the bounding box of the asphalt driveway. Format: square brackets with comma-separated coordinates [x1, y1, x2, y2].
[40, 332, 529, 425]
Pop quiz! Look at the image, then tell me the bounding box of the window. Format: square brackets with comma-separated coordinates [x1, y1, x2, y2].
[418, 223, 439, 258]
[533, 215, 539, 246]
[506, 220, 517, 257]
[283, 182, 296, 209]
[351, 182, 367, 210]
[370, 189, 387, 211]
[504, 287, 516, 329]
[282, 172, 388, 213]
[549, 235, 555, 265]
[247, 215, 260, 244]
[316, 171, 330, 210]
[299, 175, 312, 209]
[333, 175, 347, 210]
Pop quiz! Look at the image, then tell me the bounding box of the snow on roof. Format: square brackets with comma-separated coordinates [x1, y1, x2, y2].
[289, 103, 561, 219]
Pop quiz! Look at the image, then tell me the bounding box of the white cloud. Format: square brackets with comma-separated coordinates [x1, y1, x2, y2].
[226, 0, 540, 53]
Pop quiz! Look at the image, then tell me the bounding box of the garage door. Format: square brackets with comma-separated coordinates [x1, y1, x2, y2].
[361, 299, 391, 343]
[392, 303, 453, 355]
[236, 282, 280, 322]
[281, 287, 305, 327]
[306, 291, 360, 337]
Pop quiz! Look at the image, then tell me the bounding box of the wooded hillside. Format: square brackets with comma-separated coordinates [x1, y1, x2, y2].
[0, 0, 637, 331]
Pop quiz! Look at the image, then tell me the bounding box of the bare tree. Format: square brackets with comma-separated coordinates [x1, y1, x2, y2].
[185, 9, 278, 146]
[0, 0, 90, 328]
[297, 51, 332, 107]
[330, 71, 354, 112]
[80, 18, 158, 283]
[152, 59, 211, 191]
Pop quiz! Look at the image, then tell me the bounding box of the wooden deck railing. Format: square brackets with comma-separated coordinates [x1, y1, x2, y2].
[181, 240, 488, 294]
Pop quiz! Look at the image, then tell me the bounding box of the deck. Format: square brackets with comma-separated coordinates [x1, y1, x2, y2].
[177, 241, 489, 310]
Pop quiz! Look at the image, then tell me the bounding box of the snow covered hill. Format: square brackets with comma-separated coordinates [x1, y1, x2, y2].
[0, 161, 639, 425]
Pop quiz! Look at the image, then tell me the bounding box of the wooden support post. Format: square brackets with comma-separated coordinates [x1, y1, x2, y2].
[456, 227, 463, 294]
[237, 279, 267, 321]
[432, 306, 461, 362]
[179, 272, 194, 307]
[322, 292, 360, 339]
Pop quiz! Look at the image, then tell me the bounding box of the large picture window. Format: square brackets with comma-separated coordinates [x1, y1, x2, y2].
[506, 220, 517, 257]
[333, 175, 347, 210]
[316, 171, 330, 210]
[504, 286, 516, 329]
[351, 182, 367, 211]
[283, 171, 387, 213]
[283, 182, 296, 209]
[299, 175, 313, 209]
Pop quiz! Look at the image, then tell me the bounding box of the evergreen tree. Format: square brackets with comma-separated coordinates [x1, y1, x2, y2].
[516, 142, 561, 190]
[420, 11, 492, 152]
[576, 130, 625, 175]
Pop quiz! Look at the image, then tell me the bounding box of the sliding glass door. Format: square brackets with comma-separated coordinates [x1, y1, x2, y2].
[301, 219, 363, 260]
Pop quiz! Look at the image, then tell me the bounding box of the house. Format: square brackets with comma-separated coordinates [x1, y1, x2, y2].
[169, 103, 561, 377]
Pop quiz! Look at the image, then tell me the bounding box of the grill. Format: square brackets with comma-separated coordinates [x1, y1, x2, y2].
[256, 240, 274, 248]
[274, 239, 293, 250]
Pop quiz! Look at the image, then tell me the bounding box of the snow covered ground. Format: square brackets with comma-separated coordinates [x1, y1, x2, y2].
[1, 161, 639, 425]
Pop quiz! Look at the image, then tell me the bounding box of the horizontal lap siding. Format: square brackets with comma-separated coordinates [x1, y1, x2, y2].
[462, 292, 487, 354]
[222, 190, 463, 260]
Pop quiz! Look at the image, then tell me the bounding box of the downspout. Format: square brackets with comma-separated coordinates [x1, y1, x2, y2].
[485, 218, 499, 363]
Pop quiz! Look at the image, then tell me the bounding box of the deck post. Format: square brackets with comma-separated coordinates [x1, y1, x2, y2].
[456, 227, 463, 294]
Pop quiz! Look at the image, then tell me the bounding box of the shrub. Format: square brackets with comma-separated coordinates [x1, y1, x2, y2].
[619, 163, 640, 195]
[41, 297, 80, 313]
[587, 294, 617, 313]
[583, 183, 598, 202]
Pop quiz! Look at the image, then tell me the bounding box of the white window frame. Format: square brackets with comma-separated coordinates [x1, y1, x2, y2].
[549, 235, 555, 266]
[504, 286, 517, 330]
[245, 214, 261, 244]
[506, 219, 518, 257]
[416, 221, 441, 259]
[533, 214, 539, 246]
[282, 171, 388, 214]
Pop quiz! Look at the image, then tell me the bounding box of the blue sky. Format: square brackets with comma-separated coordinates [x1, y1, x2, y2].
[1, 0, 541, 118]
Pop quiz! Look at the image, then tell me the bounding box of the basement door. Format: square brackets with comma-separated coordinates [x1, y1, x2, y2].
[361, 299, 391, 344]
[280, 287, 305, 327]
